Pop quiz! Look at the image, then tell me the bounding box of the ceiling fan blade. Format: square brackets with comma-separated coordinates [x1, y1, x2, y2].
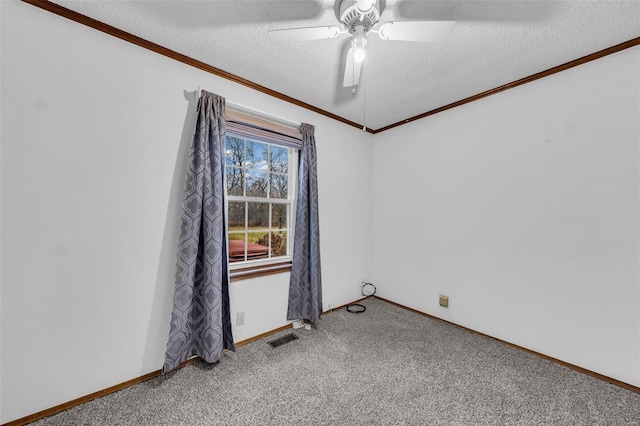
[394, 1, 555, 23]
[268, 26, 341, 42]
[378, 21, 455, 42]
[342, 47, 363, 87]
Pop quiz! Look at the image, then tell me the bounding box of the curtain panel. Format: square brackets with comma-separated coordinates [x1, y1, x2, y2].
[163, 91, 234, 374]
[287, 123, 323, 324]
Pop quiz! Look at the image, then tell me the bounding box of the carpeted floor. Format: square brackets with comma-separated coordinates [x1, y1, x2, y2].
[33, 298, 640, 425]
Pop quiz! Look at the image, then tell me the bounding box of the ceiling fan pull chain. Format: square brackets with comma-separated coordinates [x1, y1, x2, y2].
[362, 67, 366, 132]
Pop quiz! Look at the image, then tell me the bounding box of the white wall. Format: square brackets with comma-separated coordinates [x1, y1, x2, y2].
[372, 46, 640, 387]
[2, 0, 638, 423]
[0, 1, 372, 423]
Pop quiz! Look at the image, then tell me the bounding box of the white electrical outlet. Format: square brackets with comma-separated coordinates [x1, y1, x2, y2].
[236, 312, 245, 326]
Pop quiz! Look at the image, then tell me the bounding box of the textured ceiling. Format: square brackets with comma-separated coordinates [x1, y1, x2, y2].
[52, 0, 640, 131]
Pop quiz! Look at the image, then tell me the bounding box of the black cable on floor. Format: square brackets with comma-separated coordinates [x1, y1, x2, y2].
[346, 304, 366, 313]
[361, 282, 376, 297]
[346, 282, 377, 314]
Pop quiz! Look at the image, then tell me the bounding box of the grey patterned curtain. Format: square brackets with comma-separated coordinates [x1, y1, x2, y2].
[163, 91, 234, 374]
[287, 123, 323, 324]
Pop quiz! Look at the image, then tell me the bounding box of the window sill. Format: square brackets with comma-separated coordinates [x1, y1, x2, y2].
[229, 261, 292, 282]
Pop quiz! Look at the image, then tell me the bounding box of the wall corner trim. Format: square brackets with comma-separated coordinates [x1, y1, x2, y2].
[20, 0, 640, 135]
[19, 0, 364, 131]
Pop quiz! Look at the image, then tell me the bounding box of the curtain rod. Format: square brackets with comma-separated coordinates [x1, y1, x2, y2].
[196, 87, 301, 130]
[225, 100, 301, 131]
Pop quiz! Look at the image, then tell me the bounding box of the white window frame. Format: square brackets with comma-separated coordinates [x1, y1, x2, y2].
[224, 132, 298, 271]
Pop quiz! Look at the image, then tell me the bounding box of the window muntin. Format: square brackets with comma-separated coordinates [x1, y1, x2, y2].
[225, 133, 297, 267]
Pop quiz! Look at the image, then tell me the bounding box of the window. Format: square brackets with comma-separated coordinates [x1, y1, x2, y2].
[224, 133, 298, 269]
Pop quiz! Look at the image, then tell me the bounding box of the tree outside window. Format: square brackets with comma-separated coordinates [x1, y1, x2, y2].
[225, 135, 296, 264]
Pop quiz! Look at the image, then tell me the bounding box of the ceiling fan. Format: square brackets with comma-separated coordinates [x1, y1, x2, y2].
[268, 0, 455, 88]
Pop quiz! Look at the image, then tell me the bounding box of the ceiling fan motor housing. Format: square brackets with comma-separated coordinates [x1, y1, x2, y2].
[340, 0, 380, 34]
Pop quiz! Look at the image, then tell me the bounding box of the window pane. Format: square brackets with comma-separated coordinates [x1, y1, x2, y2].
[270, 146, 288, 173]
[247, 202, 269, 229]
[246, 169, 268, 197]
[228, 233, 245, 263]
[270, 173, 288, 199]
[248, 232, 270, 260]
[224, 134, 295, 266]
[271, 203, 287, 230]
[226, 167, 244, 196]
[225, 136, 245, 166]
[228, 202, 245, 230]
[271, 231, 288, 257]
[246, 141, 268, 170]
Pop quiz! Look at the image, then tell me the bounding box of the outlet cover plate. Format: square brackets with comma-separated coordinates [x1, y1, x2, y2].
[439, 294, 449, 308]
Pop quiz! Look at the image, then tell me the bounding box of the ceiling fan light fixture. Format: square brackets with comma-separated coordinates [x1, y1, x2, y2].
[352, 29, 367, 63]
[270, 0, 455, 91]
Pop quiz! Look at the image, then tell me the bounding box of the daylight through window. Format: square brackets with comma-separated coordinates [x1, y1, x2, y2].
[225, 133, 297, 267]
